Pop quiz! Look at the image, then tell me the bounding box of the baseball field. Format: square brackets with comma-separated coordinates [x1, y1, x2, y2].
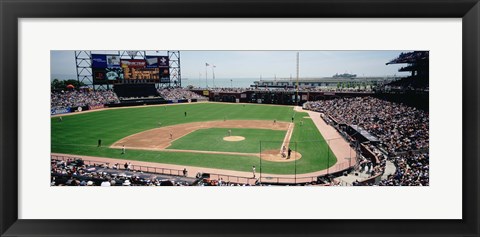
[51, 103, 336, 174]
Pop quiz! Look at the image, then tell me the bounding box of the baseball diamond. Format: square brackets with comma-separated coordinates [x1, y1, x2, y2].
[51, 103, 340, 175]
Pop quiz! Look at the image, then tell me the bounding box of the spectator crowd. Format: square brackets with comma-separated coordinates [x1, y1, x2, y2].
[209, 87, 247, 93]
[304, 97, 429, 186]
[51, 90, 120, 110]
[51, 158, 193, 186]
[51, 158, 266, 187]
[157, 88, 208, 100]
[304, 97, 428, 154]
[378, 153, 429, 186]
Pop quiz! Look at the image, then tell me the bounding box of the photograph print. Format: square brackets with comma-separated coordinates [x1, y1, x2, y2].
[50, 50, 429, 187]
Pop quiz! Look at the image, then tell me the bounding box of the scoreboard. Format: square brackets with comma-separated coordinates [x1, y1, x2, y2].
[92, 54, 170, 84]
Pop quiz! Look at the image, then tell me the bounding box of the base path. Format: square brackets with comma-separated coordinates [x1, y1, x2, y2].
[280, 123, 295, 152]
[112, 120, 289, 150]
[111, 119, 299, 162]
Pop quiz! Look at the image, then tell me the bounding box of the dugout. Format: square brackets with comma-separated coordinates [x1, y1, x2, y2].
[347, 125, 379, 144]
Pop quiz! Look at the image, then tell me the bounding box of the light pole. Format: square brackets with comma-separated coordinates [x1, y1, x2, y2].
[205, 63, 209, 88]
[212, 64, 216, 88]
[198, 72, 201, 88]
[296, 52, 300, 106]
[327, 139, 330, 174]
[259, 141, 262, 184]
[345, 157, 352, 173]
[294, 142, 297, 185]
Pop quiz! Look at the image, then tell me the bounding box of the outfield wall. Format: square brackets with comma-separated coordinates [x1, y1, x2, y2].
[191, 89, 374, 105]
[191, 89, 427, 111]
[105, 98, 197, 108]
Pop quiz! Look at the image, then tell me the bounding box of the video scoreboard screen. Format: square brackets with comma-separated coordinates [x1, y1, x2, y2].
[92, 54, 170, 84]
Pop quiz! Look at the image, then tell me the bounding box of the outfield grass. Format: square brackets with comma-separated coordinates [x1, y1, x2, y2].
[167, 128, 285, 153]
[51, 103, 336, 174]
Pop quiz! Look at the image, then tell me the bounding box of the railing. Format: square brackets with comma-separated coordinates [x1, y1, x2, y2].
[207, 173, 256, 185]
[360, 143, 380, 165]
[392, 148, 429, 157]
[52, 154, 355, 185]
[51, 154, 186, 177]
[357, 172, 383, 185]
[258, 176, 318, 185]
[337, 180, 352, 186]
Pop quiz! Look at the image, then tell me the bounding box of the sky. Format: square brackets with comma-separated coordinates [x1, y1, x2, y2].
[51, 50, 409, 81]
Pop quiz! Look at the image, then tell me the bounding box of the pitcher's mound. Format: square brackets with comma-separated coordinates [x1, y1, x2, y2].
[223, 136, 245, 142]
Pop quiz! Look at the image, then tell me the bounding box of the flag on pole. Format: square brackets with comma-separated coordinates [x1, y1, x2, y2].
[206, 63, 210, 66]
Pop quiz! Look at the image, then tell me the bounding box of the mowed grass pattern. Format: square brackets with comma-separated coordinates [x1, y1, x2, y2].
[51, 103, 336, 174]
[167, 128, 285, 153]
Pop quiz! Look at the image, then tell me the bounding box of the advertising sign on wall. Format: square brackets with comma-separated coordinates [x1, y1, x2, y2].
[121, 59, 147, 68]
[160, 68, 170, 77]
[51, 107, 71, 115]
[105, 68, 124, 80]
[92, 54, 107, 68]
[106, 55, 121, 67]
[146, 56, 169, 68]
[93, 68, 106, 80]
[92, 54, 121, 68]
[88, 104, 105, 110]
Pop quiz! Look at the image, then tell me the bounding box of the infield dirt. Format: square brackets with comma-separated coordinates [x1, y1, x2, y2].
[111, 120, 301, 162]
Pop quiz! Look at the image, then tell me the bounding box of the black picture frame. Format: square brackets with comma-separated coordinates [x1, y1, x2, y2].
[1, 0, 479, 236]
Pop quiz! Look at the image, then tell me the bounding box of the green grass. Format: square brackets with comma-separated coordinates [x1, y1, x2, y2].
[167, 128, 285, 153]
[51, 103, 336, 174]
[259, 114, 337, 174]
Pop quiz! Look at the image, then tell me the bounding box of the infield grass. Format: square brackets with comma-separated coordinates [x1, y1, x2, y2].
[167, 128, 285, 153]
[51, 103, 336, 174]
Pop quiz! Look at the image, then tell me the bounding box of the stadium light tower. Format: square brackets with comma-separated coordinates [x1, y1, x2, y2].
[296, 52, 300, 106]
[259, 141, 262, 183]
[212, 64, 216, 88]
[327, 139, 330, 174]
[205, 63, 209, 88]
[294, 142, 297, 184]
[199, 72, 202, 88]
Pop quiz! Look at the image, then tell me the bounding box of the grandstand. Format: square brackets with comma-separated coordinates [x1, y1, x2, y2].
[385, 51, 429, 90]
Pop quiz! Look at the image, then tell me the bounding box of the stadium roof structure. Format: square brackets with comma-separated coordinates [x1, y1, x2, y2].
[385, 51, 429, 65]
[350, 125, 379, 142]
